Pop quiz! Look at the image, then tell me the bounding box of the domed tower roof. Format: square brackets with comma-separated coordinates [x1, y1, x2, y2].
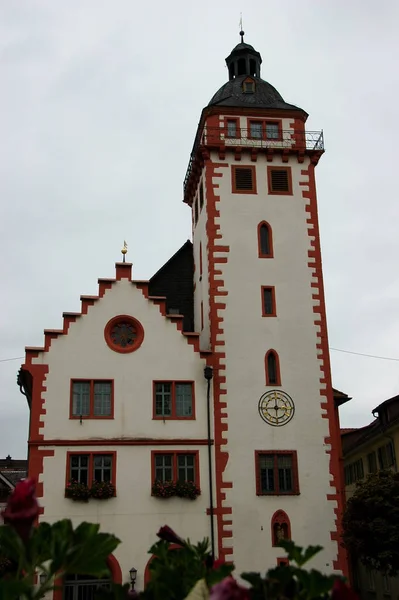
[208, 32, 305, 114]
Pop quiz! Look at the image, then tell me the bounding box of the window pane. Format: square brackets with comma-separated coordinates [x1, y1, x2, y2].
[367, 452, 377, 473]
[267, 353, 278, 384]
[260, 225, 270, 256]
[70, 454, 89, 485]
[250, 122, 262, 139]
[259, 455, 275, 493]
[277, 455, 293, 492]
[263, 288, 273, 315]
[227, 120, 237, 137]
[155, 383, 172, 416]
[266, 123, 279, 139]
[155, 454, 173, 482]
[175, 384, 193, 417]
[93, 454, 112, 483]
[177, 454, 195, 482]
[93, 382, 112, 416]
[72, 382, 90, 416]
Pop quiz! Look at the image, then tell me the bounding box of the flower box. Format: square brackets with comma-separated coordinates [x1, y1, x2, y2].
[65, 480, 91, 502]
[90, 480, 115, 499]
[152, 480, 176, 498]
[175, 480, 201, 500]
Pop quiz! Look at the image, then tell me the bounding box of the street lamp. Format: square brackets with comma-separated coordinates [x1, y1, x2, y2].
[129, 567, 137, 589]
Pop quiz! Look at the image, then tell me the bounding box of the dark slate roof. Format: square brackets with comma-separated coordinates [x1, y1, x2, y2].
[208, 74, 305, 113]
[149, 240, 194, 332]
[0, 470, 27, 486]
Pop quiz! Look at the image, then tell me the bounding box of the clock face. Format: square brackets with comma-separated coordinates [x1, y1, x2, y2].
[258, 390, 295, 427]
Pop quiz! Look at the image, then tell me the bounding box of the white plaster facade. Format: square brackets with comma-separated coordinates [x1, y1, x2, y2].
[193, 144, 338, 572]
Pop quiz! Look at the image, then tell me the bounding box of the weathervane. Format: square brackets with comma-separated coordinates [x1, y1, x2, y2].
[239, 13, 244, 42]
[121, 240, 128, 263]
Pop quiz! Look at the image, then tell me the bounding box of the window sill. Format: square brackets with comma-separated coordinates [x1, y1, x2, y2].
[152, 416, 195, 421]
[268, 190, 293, 196]
[70, 416, 114, 420]
[257, 492, 300, 496]
[232, 189, 257, 195]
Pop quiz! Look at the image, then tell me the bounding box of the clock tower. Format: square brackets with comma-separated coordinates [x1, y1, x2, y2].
[184, 33, 348, 575]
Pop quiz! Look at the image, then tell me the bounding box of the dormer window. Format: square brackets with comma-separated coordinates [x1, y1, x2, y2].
[243, 78, 255, 94]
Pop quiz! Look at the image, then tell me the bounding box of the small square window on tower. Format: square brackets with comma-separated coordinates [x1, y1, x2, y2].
[232, 165, 257, 194]
[243, 77, 255, 94]
[267, 167, 293, 195]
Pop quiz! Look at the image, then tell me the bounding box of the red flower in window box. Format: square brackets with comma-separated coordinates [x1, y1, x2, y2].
[152, 480, 176, 498]
[65, 480, 91, 502]
[1, 478, 39, 542]
[175, 480, 201, 500]
[90, 480, 116, 500]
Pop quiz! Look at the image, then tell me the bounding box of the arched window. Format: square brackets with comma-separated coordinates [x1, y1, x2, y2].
[258, 222, 273, 258]
[265, 350, 281, 386]
[271, 510, 291, 546]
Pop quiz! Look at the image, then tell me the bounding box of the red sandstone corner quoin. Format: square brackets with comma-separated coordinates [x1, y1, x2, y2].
[203, 142, 234, 562]
[302, 162, 348, 576]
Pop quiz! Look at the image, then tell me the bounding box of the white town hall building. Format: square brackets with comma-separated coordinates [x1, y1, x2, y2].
[18, 33, 349, 596]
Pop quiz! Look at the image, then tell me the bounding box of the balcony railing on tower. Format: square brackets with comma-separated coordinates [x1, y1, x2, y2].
[183, 128, 324, 195]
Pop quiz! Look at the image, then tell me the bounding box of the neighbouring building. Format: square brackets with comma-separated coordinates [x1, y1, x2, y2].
[0, 455, 28, 520]
[18, 32, 349, 597]
[342, 395, 399, 599]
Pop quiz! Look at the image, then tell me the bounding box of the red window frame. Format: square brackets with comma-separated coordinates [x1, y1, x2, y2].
[255, 450, 299, 496]
[265, 350, 281, 386]
[271, 509, 292, 546]
[261, 286, 277, 317]
[151, 450, 200, 486]
[246, 118, 282, 141]
[152, 381, 196, 420]
[267, 166, 293, 196]
[257, 221, 273, 258]
[69, 379, 114, 420]
[65, 451, 117, 490]
[231, 165, 257, 194]
[277, 558, 290, 566]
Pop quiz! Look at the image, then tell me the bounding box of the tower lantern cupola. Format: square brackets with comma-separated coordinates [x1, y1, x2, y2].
[225, 30, 262, 79]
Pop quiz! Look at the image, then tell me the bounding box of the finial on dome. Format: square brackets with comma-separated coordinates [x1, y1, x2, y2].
[121, 240, 128, 263]
[239, 13, 244, 43]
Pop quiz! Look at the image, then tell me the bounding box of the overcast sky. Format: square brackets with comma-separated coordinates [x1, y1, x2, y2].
[1, 1, 398, 459]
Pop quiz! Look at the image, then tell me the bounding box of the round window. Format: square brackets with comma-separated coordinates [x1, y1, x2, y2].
[104, 315, 144, 353]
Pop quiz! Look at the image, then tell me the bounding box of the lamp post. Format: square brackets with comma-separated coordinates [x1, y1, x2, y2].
[129, 567, 137, 590]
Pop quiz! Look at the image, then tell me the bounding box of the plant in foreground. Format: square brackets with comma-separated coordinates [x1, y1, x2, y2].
[0, 479, 358, 600]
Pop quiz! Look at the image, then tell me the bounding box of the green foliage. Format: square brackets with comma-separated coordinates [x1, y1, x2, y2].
[241, 540, 338, 600]
[0, 520, 120, 600]
[342, 470, 399, 576]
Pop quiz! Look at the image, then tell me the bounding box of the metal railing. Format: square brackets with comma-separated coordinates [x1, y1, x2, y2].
[184, 129, 324, 193]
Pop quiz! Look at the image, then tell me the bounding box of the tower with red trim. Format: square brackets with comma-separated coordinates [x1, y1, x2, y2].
[18, 33, 348, 596]
[185, 32, 348, 575]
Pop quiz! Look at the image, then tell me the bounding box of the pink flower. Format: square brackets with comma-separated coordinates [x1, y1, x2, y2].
[331, 579, 359, 600]
[213, 558, 225, 570]
[1, 478, 39, 542]
[156, 525, 186, 546]
[210, 576, 250, 600]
